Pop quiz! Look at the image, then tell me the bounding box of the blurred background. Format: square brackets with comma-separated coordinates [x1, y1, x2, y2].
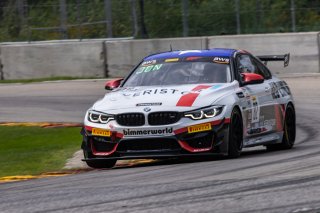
[0, 0, 319, 42]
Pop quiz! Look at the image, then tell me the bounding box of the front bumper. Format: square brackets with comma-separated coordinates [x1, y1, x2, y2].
[81, 118, 230, 161]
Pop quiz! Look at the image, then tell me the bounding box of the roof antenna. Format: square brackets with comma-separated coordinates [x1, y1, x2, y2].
[170, 44, 173, 51]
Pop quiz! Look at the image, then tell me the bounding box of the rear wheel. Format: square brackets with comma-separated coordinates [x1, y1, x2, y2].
[266, 104, 296, 151]
[83, 150, 117, 168]
[228, 108, 243, 158]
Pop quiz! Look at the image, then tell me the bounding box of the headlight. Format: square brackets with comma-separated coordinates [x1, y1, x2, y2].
[184, 106, 224, 120]
[87, 110, 114, 124]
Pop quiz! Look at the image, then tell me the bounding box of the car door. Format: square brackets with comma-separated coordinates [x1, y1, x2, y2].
[236, 54, 275, 142]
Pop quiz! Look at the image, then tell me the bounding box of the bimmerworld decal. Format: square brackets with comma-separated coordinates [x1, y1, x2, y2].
[123, 128, 173, 136]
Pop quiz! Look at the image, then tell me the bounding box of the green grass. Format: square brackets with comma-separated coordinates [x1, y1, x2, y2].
[0, 76, 101, 84]
[0, 126, 82, 177]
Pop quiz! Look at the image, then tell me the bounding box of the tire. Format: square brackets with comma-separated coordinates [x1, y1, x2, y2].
[266, 104, 296, 151]
[86, 159, 117, 169]
[228, 107, 243, 158]
[83, 150, 117, 168]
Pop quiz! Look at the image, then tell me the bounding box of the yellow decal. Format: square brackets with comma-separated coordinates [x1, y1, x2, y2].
[165, 58, 179, 62]
[188, 123, 212, 133]
[92, 128, 111, 137]
[252, 96, 257, 101]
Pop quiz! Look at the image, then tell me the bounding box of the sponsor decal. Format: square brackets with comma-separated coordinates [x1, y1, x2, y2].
[264, 118, 276, 127]
[122, 85, 219, 98]
[136, 102, 162, 106]
[213, 57, 230, 64]
[165, 58, 179, 62]
[141, 60, 156, 66]
[269, 81, 291, 99]
[188, 123, 212, 133]
[251, 96, 260, 123]
[247, 127, 267, 135]
[136, 64, 163, 75]
[92, 128, 111, 137]
[123, 128, 173, 136]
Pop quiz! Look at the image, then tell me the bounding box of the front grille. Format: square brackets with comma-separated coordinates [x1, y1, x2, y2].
[148, 111, 181, 125]
[116, 113, 145, 126]
[117, 138, 181, 152]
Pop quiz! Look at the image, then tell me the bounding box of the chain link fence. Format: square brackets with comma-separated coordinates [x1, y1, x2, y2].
[0, 0, 319, 42]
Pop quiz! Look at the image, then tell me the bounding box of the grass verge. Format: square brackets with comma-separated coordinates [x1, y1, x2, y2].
[0, 126, 82, 177]
[0, 76, 101, 84]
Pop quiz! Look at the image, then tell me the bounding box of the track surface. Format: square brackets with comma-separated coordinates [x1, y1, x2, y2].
[1, 76, 320, 213]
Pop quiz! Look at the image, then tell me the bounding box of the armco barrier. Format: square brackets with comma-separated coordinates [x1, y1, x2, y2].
[0, 41, 105, 79]
[0, 32, 319, 79]
[208, 32, 320, 74]
[105, 37, 207, 77]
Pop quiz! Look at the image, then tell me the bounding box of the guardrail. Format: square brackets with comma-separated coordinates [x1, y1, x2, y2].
[0, 32, 319, 80]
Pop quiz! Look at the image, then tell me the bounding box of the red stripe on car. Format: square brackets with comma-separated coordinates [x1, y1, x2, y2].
[85, 126, 92, 131]
[176, 85, 211, 107]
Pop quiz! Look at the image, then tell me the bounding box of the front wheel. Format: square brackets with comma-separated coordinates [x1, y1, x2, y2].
[228, 107, 243, 158]
[86, 159, 117, 169]
[83, 150, 117, 168]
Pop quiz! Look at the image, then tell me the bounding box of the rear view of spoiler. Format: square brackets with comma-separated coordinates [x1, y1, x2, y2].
[257, 53, 290, 67]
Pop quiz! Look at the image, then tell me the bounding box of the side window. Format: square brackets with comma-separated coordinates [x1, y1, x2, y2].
[252, 58, 272, 79]
[236, 54, 257, 74]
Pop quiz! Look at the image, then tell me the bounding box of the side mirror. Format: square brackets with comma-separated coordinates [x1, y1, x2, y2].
[241, 73, 264, 85]
[105, 78, 124, 90]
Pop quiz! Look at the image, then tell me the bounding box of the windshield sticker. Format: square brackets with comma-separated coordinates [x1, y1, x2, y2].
[141, 60, 156, 66]
[136, 64, 163, 74]
[213, 57, 230, 64]
[165, 58, 179, 62]
[186, 56, 202, 61]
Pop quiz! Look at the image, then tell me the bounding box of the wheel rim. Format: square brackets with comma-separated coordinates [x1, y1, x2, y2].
[231, 112, 243, 151]
[285, 107, 296, 145]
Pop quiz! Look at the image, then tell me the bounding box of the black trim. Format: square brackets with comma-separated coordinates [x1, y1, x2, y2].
[82, 152, 226, 161]
[257, 53, 290, 67]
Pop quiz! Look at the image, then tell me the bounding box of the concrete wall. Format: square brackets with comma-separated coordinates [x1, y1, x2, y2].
[105, 37, 207, 77]
[208, 32, 320, 74]
[0, 41, 105, 79]
[0, 32, 319, 79]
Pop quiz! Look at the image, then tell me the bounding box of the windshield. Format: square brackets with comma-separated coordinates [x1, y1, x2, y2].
[123, 56, 231, 87]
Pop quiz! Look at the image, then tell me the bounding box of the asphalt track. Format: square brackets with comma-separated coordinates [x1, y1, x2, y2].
[1, 76, 320, 213]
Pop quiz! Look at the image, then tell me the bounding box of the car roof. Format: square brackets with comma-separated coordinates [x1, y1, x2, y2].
[144, 48, 239, 60]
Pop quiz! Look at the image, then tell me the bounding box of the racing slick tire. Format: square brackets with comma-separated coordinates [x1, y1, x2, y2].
[227, 107, 243, 158]
[266, 104, 296, 151]
[83, 150, 117, 168]
[85, 160, 117, 169]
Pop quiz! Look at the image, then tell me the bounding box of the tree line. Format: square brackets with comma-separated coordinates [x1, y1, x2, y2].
[0, 0, 319, 42]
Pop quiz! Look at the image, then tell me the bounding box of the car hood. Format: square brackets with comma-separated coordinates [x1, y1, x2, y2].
[92, 83, 235, 112]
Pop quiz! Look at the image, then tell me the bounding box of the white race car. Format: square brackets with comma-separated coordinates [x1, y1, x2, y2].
[81, 48, 295, 168]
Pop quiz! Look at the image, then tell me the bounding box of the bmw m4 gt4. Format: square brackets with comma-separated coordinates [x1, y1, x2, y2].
[81, 48, 295, 168]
